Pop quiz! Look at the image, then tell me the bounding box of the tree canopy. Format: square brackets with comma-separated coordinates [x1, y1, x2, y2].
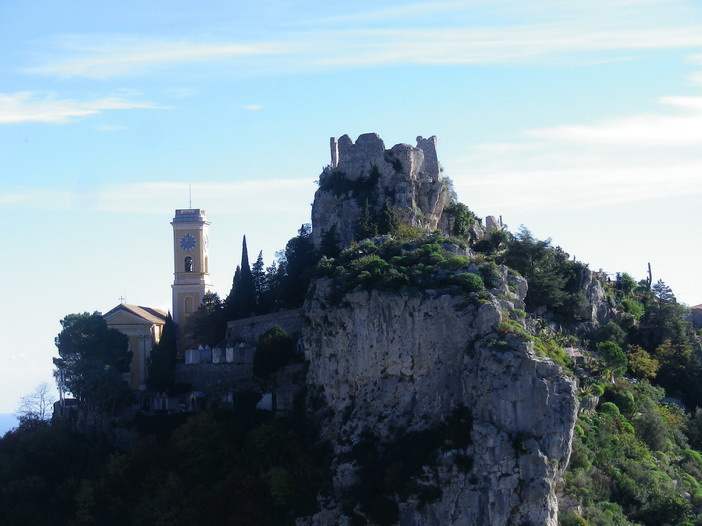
[148, 313, 178, 392]
[53, 312, 132, 413]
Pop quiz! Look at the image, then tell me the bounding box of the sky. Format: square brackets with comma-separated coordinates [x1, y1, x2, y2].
[1, 0, 701, 414]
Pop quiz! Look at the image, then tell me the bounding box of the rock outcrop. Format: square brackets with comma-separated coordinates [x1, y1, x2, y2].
[312, 133, 451, 248]
[302, 268, 578, 525]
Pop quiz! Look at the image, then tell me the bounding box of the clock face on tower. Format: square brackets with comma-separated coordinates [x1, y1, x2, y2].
[179, 233, 197, 251]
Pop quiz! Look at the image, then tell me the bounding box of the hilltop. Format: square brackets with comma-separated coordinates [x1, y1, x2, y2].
[1, 134, 702, 526]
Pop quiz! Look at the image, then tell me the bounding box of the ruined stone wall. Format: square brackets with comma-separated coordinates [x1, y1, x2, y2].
[225, 309, 304, 345]
[311, 133, 451, 248]
[175, 362, 256, 397]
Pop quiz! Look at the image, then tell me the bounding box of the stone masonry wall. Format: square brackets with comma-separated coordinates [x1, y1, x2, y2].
[226, 309, 304, 346]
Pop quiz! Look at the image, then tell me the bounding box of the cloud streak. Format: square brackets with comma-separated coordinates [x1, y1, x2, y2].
[0, 92, 161, 124]
[0, 179, 317, 216]
[526, 96, 702, 146]
[449, 93, 702, 213]
[25, 37, 291, 79]
[24, 3, 702, 79]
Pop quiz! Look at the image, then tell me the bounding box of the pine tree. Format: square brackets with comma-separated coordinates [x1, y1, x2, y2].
[185, 292, 225, 346]
[281, 225, 319, 308]
[252, 250, 266, 308]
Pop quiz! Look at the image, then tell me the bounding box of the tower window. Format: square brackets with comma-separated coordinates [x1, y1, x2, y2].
[185, 296, 194, 314]
[185, 256, 193, 272]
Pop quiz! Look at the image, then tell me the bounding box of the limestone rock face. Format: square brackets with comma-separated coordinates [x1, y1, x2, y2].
[579, 268, 614, 324]
[312, 133, 451, 248]
[303, 273, 578, 525]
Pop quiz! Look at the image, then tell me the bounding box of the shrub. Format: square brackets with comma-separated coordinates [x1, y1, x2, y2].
[560, 511, 589, 526]
[253, 326, 294, 378]
[621, 298, 644, 319]
[440, 256, 470, 271]
[599, 402, 621, 418]
[450, 273, 485, 293]
[533, 336, 573, 369]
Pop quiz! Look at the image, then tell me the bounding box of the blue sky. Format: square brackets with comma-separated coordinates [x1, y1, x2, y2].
[1, 0, 701, 413]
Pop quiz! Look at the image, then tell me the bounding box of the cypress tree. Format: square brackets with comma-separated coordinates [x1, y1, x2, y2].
[224, 236, 257, 320]
[320, 225, 341, 258]
[356, 199, 378, 241]
[150, 314, 178, 391]
[238, 236, 256, 316]
[378, 200, 398, 236]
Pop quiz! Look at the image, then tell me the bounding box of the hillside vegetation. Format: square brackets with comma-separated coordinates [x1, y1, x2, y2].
[2, 198, 701, 525]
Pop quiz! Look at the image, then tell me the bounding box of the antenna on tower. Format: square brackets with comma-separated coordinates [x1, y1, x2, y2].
[189, 184, 192, 209]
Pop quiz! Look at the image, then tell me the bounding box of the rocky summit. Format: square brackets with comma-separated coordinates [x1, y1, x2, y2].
[312, 133, 451, 248]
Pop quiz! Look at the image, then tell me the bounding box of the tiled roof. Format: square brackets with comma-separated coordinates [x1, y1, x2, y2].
[104, 303, 168, 325]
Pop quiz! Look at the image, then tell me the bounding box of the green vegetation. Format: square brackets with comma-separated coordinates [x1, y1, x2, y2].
[498, 227, 589, 321]
[318, 165, 381, 206]
[185, 226, 321, 347]
[147, 314, 178, 392]
[560, 272, 702, 525]
[563, 381, 702, 525]
[342, 408, 473, 526]
[20, 192, 702, 526]
[0, 406, 330, 526]
[253, 326, 295, 378]
[53, 312, 133, 414]
[316, 235, 491, 303]
[184, 291, 226, 346]
[443, 202, 478, 239]
[532, 333, 574, 369]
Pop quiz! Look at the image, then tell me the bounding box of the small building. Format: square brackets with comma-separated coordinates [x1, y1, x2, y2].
[104, 304, 168, 391]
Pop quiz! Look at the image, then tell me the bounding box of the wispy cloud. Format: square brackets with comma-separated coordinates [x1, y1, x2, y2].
[243, 104, 264, 111]
[0, 92, 161, 124]
[25, 37, 291, 79]
[526, 96, 702, 146]
[0, 179, 316, 215]
[449, 94, 702, 213]
[23, 2, 702, 79]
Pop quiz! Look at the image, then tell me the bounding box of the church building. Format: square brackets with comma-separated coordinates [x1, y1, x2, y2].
[171, 208, 213, 326]
[104, 208, 214, 391]
[103, 304, 168, 390]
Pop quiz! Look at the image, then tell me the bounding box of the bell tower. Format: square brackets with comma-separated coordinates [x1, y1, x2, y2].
[171, 208, 213, 327]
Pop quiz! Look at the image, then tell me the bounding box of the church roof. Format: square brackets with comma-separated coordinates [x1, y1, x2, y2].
[103, 303, 168, 326]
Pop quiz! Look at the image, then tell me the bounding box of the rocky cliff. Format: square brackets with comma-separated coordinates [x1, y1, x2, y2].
[311, 134, 451, 248]
[301, 267, 578, 525]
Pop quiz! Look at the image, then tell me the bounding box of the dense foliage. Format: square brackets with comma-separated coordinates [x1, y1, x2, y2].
[21, 199, 702, 526]
[252, 326, 294, 378]
[147, 314, 178, 392]
[316, 235, 494, 303]
[341, 408, 474, 526]
[53, 312, 133, 414]
[0, 405, 330, 526]
[185, 226, 321, 347]
[498, 227, 589, 321]
[560, 269, 702, 524]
